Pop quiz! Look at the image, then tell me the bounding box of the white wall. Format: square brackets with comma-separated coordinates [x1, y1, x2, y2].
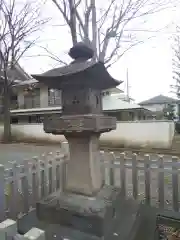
[101, 120, 175, 149]
[174, 104, 179, 117]
[17, 89, 24, 108]
[40, 85, 48, 108]
[0, 121, 175, 149]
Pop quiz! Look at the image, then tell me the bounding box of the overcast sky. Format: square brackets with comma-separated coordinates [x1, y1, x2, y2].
[19, 0, 180, 103]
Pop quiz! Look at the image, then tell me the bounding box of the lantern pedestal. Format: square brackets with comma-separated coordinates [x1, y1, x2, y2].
[43, 114, 116, 195]
[64, 133, 103, 196]
[37, 185, 143, 239]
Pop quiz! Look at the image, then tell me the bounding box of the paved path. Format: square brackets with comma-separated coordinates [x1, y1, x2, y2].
[0, 143, 60, 166]
[0, 142, 176, 166]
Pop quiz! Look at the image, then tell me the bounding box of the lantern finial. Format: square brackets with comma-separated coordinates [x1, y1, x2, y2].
[68, 42, 94, 61]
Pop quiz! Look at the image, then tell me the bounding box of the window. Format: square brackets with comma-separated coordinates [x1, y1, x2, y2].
[10, 95, 18, 109]
[96, 96, 99, 105]
[48, 88, 61, 106]
[72, 96, 80, 104]
[102, 91, 110, 96]
[28, 115, 44, 123]
[129, 112, 134, 120]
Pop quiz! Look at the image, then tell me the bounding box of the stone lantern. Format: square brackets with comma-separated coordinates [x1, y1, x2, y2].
[32, 43, 143, 239]
[32, 43, 121, 196]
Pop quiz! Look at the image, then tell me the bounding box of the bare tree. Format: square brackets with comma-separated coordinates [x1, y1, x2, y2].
[171, 26, 180, 99]
[0, 0, 48, 143]
[51, 0, 177, 68]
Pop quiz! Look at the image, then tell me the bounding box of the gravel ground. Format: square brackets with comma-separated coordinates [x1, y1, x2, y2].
[0, 143, 60, 166]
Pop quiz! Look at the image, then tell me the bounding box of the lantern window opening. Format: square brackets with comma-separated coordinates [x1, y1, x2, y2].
[72, 96, 80, 104]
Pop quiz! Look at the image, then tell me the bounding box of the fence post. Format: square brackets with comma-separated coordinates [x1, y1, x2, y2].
[61, 141, 69, 159]
[60, 159, 67, 192]
[172, 156, 179, 212]
[55, 151, 62, 190]
[120, 153, 126, 197]
[9, 162, 19, 219]
[100, 151, 105, 185]
[21, 160, 30, 214]
[0, 165, 6, 221]
[40, 154, 48, 198]
[23, 227, 45, 240]
[144, 154, 151, 205]
[0, 219, 45, 240]
[132, 153, 138, 199]
[158, 155, 164, 209]
[0, 219, 17, 240]
[109, 152, 115, 186]
[47, 152, 55, 194]
[102, 152, 109, 185]
[31, 157, 39, 208]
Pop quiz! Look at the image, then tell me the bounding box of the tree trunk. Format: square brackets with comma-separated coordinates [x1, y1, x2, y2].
[91, 0, 97, 60]
[69, 0, 77, 45]
[3, 73, 11, 143]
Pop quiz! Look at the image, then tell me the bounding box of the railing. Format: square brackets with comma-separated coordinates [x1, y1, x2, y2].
[0, 219, 44, 240]
[0, 151, 67, 221]
[0, 142, 180, 221]
[101, 151, 180, 211]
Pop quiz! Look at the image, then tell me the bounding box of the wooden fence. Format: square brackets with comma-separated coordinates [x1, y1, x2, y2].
[101, 151, 180, 211]
[0, 151, 67, 221]
[0, 219, 44, 240]
[0, 143, 180, 221]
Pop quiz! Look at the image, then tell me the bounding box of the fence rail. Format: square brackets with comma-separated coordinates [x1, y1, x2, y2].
[0, 142, 180, 221]
[0, 219, 45, 240]
[102, 151, 180, 211]
[0, 151, 67, 221]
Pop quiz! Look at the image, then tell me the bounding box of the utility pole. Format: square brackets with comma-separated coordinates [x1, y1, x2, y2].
[126, 68, 130, 102]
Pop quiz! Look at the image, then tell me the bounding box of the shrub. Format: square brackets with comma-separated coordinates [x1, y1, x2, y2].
[175, 121, 180, 134]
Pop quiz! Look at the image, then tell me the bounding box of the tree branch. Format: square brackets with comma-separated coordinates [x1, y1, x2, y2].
[68, 0, 77, 45]
[33, 45, 68, 65]
[51, 0, 70, 24]
[0, 0, 49, 141]
[91, 0, 97, 59]
[51, 0, 177, 67]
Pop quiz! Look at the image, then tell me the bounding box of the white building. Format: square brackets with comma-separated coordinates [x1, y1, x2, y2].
[139, 94, 180, 119]
[10, 81, 151, 123]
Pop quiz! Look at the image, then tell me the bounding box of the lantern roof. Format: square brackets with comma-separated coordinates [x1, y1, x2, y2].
[32, 43, 122, 90]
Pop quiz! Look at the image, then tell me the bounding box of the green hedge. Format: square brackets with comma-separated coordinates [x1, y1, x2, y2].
[175, 122, 180, 134]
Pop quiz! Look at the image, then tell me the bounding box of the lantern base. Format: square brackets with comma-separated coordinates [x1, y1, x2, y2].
[36, 185, 143, 239]
[43, 115, 116, 134]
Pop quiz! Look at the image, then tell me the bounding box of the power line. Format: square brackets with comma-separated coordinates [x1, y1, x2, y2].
[123, 29, 179, 35]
